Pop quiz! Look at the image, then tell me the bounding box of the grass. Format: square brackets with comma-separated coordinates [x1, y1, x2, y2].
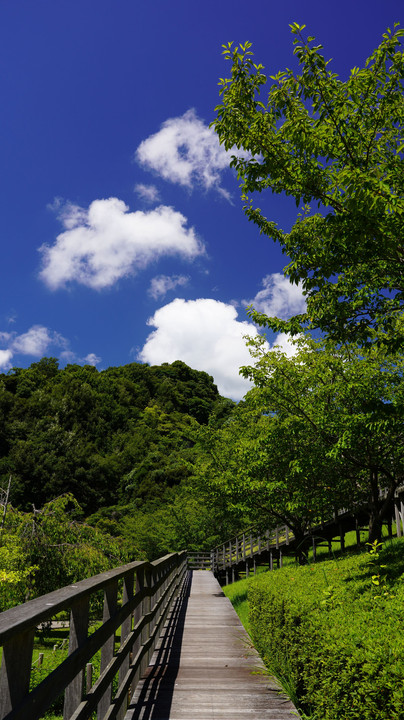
[223, 576, 250, 632]
[223, 532, 404, 720]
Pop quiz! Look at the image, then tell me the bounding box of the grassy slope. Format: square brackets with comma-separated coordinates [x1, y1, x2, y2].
[224, 534, 404, 720]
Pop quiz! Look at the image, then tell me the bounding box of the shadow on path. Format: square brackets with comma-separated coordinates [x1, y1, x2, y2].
[127, 570, 192, 719]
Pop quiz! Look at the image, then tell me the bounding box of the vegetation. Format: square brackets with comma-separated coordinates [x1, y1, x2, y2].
[243, 539, 404, 720]
[1, 26, 403, 720]
[213, 24, 404, 347]
[0, 494, 128, 611]
[0, 357, 246, 607]
[200, 336, 404, 549]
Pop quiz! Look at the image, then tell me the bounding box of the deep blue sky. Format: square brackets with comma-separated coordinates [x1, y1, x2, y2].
[0, 0, 401, 398]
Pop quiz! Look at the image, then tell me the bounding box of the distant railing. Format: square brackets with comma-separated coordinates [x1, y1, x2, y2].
[0, 551, 187, 720]
[187, 552, 213, 570]
[211, 488, 404, 583]
[211, 525, 293, 576]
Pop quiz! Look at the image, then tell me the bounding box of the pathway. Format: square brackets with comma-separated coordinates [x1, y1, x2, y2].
[124, 570, 300, 720]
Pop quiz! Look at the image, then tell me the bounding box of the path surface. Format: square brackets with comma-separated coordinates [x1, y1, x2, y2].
[124, 570, 300, 720]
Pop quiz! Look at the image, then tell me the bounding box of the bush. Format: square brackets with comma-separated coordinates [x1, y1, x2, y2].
[248, 541, 404, 720]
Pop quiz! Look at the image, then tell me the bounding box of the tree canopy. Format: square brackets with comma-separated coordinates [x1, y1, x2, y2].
[213, 24, 404, 345]
[200, 336, 404, 544]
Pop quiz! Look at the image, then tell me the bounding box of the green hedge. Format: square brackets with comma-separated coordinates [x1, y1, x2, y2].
[248, 541, 404, 720]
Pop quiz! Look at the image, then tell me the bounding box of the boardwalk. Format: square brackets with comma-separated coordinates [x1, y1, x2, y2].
[124, 570, 300, 720]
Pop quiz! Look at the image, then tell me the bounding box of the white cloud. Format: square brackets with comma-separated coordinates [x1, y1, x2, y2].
[0, 349, 13, 370]
[134, 183, 160, 203]
[39, 198, 204, 290]
[138, 298, 261, 400]
[11, 325, 53, 356]
[83, 353, 101, 366]
[148, 274, 189, 300]
[246, 273, 306, 319]
[136, 109, 233, 200]
[0, 332, 12, 343]
[0, 325, 58, 369]
[271, 332, 298, 357]
[0, 325, 100, 371]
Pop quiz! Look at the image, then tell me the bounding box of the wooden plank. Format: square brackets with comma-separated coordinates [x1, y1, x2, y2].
[63, 595, 89, 719]
[0, 627, 35, 718]
[124, 571, 300, 720]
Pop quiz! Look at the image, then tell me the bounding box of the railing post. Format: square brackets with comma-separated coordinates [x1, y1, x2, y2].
[339, 524, 345, 552]
[64, 595, 89, 720]
[242, 533, 246, 561]
[141, 565, 152, 675]
[285, 526, 289, 546]
[97, 579, 118, 720]
[130, 565, 144, 695]
[0, 627, 35, 719]
[394, 498, 402, 537]
[117, 570, 135, 720]
[355, 518, 361, 545]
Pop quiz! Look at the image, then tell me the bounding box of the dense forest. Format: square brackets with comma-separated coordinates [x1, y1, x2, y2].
[0, 357, 227, 511]
[0, 357, 249, 609]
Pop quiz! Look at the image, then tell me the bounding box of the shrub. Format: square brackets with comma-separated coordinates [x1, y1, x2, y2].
[248, 542, 404, 720]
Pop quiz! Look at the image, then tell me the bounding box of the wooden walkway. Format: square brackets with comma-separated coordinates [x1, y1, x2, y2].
[124, 570, 300, 720]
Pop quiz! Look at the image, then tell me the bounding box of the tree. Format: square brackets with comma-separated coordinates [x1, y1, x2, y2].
[213, 25, 404, 345]
[199, 337, 404, 549]
[239, 336, 404, 542]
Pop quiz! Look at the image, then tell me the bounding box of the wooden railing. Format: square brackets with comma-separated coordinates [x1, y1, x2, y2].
[211, 488, 404, 582]
[187, 552, 213, 570]
[0, 551, 187, 720]
[211, 525, 293, 577]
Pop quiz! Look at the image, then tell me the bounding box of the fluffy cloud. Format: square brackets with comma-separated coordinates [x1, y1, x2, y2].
[0, 325, 57, 369]
[246, 273, 306, 319]
[40, 198, 204, 290]
[0, 349, 13, 371]
[0, 324, 101, 370]
[83, 353, 101, 366]
[11, 325, 53, 356]
[148, 274, 189, 300]
[135, 109, 232, 199]
[138, 298, 261, 400]
[134, 183, 161, 203]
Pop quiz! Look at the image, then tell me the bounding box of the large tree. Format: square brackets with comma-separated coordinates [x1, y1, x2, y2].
[213, 25, 404, 345]
[200, 337, 404, 544]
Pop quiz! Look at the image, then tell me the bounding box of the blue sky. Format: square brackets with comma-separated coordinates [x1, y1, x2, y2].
[0, 0, 401, 399]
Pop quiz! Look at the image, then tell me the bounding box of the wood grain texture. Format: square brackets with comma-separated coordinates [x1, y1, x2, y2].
[124, 570, 300, 720]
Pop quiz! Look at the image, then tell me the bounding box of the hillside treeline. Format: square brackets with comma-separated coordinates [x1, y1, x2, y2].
[0, 358, 246, 564]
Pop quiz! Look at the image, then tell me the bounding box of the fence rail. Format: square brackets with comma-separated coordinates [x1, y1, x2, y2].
[187, 552, 212, 570]
[0, 551, 187, 720]
[211, 489, 404, 583]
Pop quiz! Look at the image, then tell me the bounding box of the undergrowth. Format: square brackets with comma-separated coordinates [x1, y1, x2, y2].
[224, 537, 404, 720]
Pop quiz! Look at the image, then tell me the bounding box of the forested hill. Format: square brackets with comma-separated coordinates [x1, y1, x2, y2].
[0, 358, 234, 517]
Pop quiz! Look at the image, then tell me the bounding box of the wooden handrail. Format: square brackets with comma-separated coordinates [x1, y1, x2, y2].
[0, 551, 187, 720]
[211, 486, 404, 578]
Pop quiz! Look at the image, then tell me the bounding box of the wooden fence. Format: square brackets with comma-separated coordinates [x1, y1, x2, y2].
[187, 552, 213, 570]
[212, 490, 404, 584]
[0, 551, 187, 720]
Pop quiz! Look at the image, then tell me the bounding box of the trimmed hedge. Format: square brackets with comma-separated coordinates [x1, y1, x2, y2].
[248, 541, 404, 720]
